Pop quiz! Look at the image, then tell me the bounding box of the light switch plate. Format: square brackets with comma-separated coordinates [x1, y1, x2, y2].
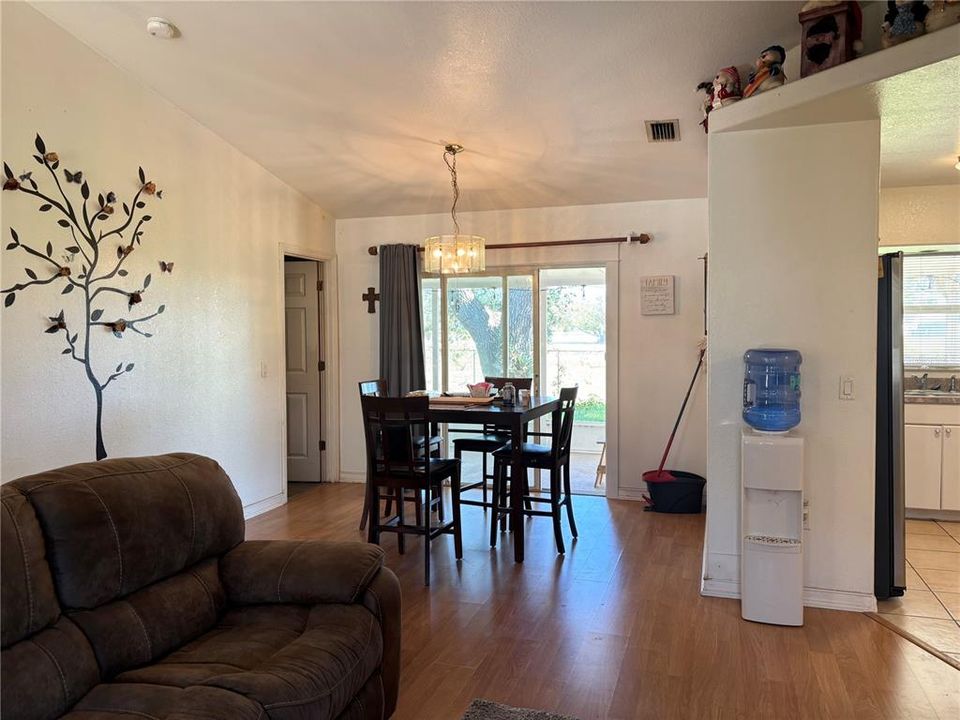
[839, 375, 855, 400]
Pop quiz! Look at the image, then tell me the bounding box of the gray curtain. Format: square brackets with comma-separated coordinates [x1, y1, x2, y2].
[379, 244, 426, 396]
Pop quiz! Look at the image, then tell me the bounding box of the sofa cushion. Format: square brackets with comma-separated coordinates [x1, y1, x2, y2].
[0, 616, 100, 720]
[115, 603, 383, 720]
[63, 682, 264, 720]
[11, 453, 243, 609]
[68, 558, 225, 678]
[1, 484, 61, 648]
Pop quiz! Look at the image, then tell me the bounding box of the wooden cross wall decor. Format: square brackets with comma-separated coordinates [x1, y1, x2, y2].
[362, 287, 380, 314]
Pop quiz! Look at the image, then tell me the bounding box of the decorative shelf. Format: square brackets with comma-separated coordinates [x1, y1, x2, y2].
[711, 25, 960, 134]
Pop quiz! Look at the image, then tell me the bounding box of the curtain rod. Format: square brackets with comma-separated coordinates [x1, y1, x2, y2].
[366, 234, 650, 256]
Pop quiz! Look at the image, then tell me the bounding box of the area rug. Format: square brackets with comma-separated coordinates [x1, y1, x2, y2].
[461, 699, 580, 720]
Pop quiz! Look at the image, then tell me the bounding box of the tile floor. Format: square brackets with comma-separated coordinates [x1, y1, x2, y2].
[876, 518, 960, 664]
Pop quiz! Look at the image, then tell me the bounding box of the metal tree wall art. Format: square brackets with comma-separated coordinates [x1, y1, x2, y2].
[2, 134, 171, 460]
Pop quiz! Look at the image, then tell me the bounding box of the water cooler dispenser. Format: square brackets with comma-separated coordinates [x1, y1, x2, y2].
[740, 349, 804, 626]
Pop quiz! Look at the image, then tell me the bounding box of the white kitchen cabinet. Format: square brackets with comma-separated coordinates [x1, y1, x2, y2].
[905, 423, 943, 510]
[942, 425, 960, 511]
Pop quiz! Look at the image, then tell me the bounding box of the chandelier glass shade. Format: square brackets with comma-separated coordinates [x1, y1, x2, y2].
[423, 234, 485, 274]
[424, 144, 486, 274]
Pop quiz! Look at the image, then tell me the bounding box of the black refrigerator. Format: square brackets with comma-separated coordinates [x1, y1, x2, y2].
[875, 252, 905, 600]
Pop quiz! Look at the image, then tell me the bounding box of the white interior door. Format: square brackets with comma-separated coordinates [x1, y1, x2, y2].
[285, 260, 323, 483]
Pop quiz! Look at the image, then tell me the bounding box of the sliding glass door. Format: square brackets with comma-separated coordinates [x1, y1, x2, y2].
[442, 272, 536, 393]
[422, 266, 607, 495]
[539, 268, 607, 495]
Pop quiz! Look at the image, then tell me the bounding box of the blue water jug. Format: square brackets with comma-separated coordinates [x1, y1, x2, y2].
[742, 349, 802, 432]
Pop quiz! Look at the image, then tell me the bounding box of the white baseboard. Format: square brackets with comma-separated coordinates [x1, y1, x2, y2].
[700, 577, 741, 600]
[907, 508, 960, 522]
[701, 578, 877, 612]
[616, 486, 647, 501]
[803, 586, 877, 612]
[338, 472, 365, 484]
[243, 491, 286, 519]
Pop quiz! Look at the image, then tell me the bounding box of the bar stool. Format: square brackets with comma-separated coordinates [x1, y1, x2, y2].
[490, 386, 579, 554]
[361, 395, 462, 585]
[357, 378, 443, 530]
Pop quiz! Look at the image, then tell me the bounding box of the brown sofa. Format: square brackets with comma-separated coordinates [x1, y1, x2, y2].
[0, 453, 401, 720]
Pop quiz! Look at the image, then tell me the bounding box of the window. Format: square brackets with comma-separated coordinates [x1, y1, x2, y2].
[903, 254, 960, 368]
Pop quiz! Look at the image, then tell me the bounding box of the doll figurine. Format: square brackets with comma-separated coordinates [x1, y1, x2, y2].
[711, 66, 742, 111]
[881, 0, 929, 47]
[743, 45, 787, 98]
[696, 80, 714, 132]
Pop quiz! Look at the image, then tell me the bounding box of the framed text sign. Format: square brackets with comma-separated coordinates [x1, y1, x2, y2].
[640, 275, 675, 315]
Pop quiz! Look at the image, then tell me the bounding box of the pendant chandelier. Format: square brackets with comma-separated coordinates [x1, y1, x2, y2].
[423, 144, 486, 274]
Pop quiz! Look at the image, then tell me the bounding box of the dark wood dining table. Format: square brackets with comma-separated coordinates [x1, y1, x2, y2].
[427, 394, 561, 563]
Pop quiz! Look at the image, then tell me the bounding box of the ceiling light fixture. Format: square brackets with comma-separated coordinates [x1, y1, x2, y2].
[146, 17, 180, 40]
[423, 144, 485, 275]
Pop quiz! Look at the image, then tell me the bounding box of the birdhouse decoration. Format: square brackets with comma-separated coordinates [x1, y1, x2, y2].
[798, 1, 864, 78]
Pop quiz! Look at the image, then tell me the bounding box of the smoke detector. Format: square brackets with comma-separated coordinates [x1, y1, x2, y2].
[644, 119, 681, 143]
[146, 17, 180, 40]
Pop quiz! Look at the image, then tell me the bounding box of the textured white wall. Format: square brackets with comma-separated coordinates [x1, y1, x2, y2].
[879, 185, 960, 247]
[0, 4, 335, 513]
[705, 120, 880, 609]
[335, 199, 708, 498]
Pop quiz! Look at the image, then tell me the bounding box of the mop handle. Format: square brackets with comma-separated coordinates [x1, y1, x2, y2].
[656, 349, 706, 475]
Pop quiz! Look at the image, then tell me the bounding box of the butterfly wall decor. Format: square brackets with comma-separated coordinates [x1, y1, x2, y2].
[64, 169, 83, 184]
[159, 261, 174, 273]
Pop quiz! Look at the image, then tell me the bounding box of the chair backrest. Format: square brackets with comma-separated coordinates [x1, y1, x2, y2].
[485, 376, 533, 392]
[359, 378, 387, 397]
[551, 386, 579, 462]
[480, 377, 533, 435]
[360, 395, 431, 480]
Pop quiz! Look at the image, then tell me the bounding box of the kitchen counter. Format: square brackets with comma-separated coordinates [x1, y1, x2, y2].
[905, 392, 960, 405]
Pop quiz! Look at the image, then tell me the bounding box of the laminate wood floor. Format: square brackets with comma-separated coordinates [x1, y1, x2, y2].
[247, 484, 959, 720]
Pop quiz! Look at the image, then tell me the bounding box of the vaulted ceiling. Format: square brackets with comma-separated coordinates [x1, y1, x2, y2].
[31, 1, 810, 217]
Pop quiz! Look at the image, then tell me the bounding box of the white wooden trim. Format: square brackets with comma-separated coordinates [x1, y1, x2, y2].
[605, 260, 620, 499]
[700, 578, 741, 600]
[701, 578, 878, 612]
[243, 491, 287, 519]
[277, 244, 340, 505]
[339, 471, 366, 484]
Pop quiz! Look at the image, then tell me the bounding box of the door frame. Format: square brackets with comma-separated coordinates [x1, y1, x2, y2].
[277, 245, 339, 502]
[426, 261, 619, 497]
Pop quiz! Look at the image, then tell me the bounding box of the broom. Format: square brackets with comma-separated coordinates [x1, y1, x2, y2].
[642, 346, 705, 483]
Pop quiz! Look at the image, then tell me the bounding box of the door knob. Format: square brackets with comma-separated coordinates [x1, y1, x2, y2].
[935, 428, 941, 437]
[946, 428, 952, 437]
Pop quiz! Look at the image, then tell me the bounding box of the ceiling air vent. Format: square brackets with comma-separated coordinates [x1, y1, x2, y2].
[644, 119, 680, 143]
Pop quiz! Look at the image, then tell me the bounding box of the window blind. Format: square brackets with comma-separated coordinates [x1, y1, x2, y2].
[902, 254, 960, 368]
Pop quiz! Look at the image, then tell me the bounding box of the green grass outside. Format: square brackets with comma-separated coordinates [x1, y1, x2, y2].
[576, 398, 606, 423]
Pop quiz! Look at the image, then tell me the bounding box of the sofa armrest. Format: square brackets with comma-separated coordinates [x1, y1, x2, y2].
[220, 540, 385, 605]
[359, 566, 402, 718]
